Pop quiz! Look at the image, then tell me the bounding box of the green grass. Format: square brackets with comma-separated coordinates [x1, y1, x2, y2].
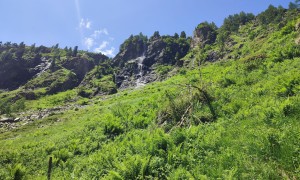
[0, 55, 299, 179]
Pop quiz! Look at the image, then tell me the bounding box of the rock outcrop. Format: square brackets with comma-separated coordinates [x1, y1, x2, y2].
[113, 33, 190, 88]
[113, 34, 148, 67]
[0, 104, 88, 132]
[0, 53, 42, 90]
[61, 57, 96, 81]
[191, 22, 217, 48]
[0, 33, 190, 95]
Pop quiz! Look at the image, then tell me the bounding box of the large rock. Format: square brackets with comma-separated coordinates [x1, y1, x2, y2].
[46, 70, 78, 94]
[143, 39, 166, 67]
[0, 54, 42, 90]
[206, 50, 220, 62]
[113, 34, 190, 88]
[113, 34, 148, 67]
[24, 68, 79, 95]
[61, 57, 95, 81]
[191, 22, 217, 48]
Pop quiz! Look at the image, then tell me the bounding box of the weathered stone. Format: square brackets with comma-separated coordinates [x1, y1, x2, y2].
[18, 91, 36, 100]
[111, 32, 190, 88]
[0, 54, 43, 90]
[191, 22, 217, 48]
[14, 118, 21, 122]
[206, 51, 220, 62]
[0, 118, 15, 123]
[61, 57, 96, 81]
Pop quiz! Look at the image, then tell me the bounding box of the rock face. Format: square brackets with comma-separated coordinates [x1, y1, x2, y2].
[113, 34, 190, 88]
[0, 104, 88, 132]
[144, 38, 189, 66]
[113, 34, 148, 67]
[115, 55, 157, 89]
[23, 68, 79, 95]
[61, 57, 96, 82]
[206, 50, 220, 62]
[0, 41, 109, 92]
[33, 57, 52, 77]
[191, 22, 217, 48]
[0, 33, 189, 95]
[46, 71, 79, 94]
[143, 39, 166, 67]
[0, 53, 42, 90]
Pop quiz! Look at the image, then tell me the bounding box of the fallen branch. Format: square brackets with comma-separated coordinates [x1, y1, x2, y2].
[167, 103, 192, 133]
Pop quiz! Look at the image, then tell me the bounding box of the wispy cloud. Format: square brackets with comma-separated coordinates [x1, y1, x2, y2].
[83, 37, 95, 50]
[102, 48, 116, 57]
[92, 29, 109, 38]
[82, 28, 115, 57]
[95, 46, 115, 57]
[81, 25, 115, 56]
[99, 41, 109, 50]
[94, 41, 115, 57]
[79, 18, 91, 29]
[75, 1, 115, 57]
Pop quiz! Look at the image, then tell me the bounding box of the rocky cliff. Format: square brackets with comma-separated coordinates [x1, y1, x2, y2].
[114, 33, 190, 88]
[0, 25, 221, 97]
[0, 33, 191, 98]
[0, 44, 108, 96]
[191, 22, 217, 48]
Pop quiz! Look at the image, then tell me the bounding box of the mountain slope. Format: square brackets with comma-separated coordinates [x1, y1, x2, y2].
[0, 5, 299, 180]
[1, 54, 299, 179]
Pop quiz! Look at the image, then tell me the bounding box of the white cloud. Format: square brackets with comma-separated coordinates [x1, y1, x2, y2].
[94, 41, 115, 57]
[77, 17, 114, 57]
[79, 18, 91, 29]
[101, 29, 109, 35]
[86, 21, 91, 29]
[92, 28, 109, 38]
[91, 30, 101, 38]
[99, 47, 116, 57]
[83, 37, 94, 49]
[99, 41, 109, 50]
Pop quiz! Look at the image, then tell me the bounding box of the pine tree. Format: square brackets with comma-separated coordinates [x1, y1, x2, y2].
[180, 31, 187, 39]
[73, 46, 78, 57]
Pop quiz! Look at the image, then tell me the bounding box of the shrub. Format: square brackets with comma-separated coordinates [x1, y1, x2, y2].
[12, 98, 25, 112]
[10, 164, 26, 180]
[53, 148, 73, 163]
[77, 88, 93, 98]
[171, 129, 186, 146]
[169, 167, 194, 180]
[220, 11, 255, 33]
[257, 5, 285, 25]
[155, 65, 173, 76]
[158, 86, 216, 132]
[103, 119, 124, 138]
[148, 156, 168, 178]
[219, 78, 236, 88]
[0, 100, 11, 115]
[104, 171, 123, 180]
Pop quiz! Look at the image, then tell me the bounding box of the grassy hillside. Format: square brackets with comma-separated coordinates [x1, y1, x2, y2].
[0, 57, 299, 179]
[0, 5, 300, 180]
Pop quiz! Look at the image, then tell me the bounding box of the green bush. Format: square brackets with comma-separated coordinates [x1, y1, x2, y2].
[10, 164, 26, 180]
[169, 167, 194, 180]
[103, 119, 124, 137]
[0, 100, 11, 115]
[155, 65, 173, 76]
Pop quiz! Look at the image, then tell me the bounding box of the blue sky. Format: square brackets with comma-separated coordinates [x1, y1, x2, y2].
[0, 0, 291, 57]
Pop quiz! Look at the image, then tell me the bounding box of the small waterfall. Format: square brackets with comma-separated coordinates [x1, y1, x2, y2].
[34, 57, 52, 77]
[135, 55, 146, 88]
